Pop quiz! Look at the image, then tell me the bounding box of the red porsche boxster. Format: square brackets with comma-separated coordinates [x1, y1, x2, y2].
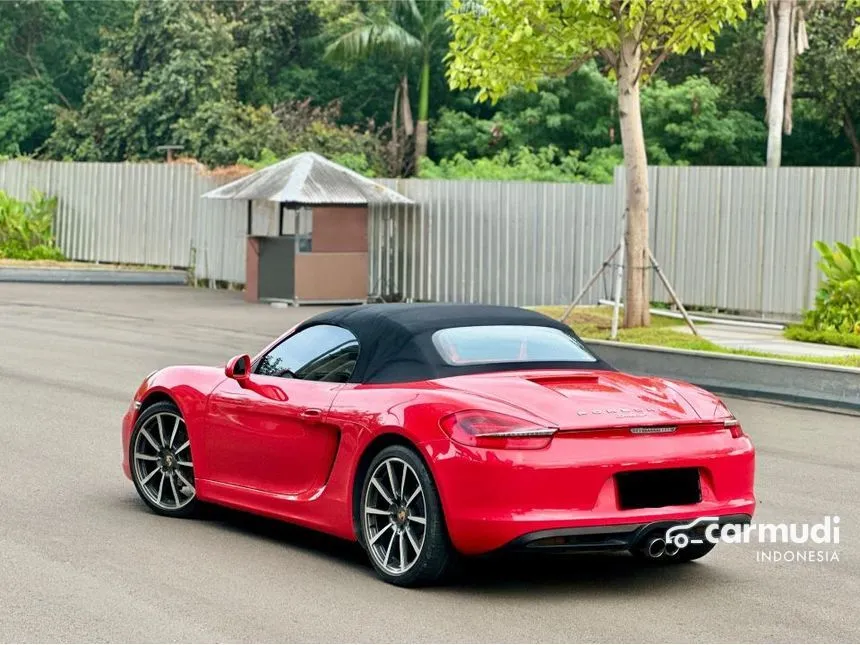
[122, 304, 755, 586]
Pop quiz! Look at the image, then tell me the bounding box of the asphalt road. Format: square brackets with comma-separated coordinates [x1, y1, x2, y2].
[1, 284, 858, 643]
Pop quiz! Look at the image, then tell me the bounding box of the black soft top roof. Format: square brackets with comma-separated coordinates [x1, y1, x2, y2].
[294, 303, 612, 384]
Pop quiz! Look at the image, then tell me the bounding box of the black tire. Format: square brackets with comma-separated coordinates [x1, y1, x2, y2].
[359, 445, 453, 587]
[129, 401, 199, 519]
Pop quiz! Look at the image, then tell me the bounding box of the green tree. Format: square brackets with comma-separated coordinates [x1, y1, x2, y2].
[215, 0, 321, 106]
[798, 2, 860, 165]
[431, 65, 617, 160]
[642, 77, 766, 165]
[419, 145, 616, 183]
[45, 0, 241, 162]
[432, 68, 765, 168]
[447, 0, 756, 328]
[660, 5, 856, 166]
[324, 0, 448, 170]
[847, 0, 860, 47]
[0, 0, 133, 155]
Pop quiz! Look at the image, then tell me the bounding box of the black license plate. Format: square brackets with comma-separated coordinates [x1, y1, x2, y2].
[615, 468, 702, 510]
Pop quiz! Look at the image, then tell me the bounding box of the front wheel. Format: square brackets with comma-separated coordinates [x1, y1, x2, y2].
[360, 445, 453, 587]
[130, 401, 198, 518]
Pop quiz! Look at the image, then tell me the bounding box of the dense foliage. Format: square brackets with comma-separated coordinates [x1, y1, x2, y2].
[0, 189, 64, 260]
[1, 0, 859, 178]
[430, 65, 767, 172]
[801, 239, 860, 336]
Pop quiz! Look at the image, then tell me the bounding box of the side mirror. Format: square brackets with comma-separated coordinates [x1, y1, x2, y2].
[225, 354, 252, 387]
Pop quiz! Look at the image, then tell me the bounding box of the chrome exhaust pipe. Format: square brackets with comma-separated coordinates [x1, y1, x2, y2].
[644, 536, 666, 559]
[664, 539, 681, 557]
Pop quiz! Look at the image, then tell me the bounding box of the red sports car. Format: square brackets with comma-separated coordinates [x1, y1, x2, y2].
[122, 304, 756, 586]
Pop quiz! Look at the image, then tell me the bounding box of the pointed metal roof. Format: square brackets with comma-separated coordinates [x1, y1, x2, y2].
[202, 152, 413, 205]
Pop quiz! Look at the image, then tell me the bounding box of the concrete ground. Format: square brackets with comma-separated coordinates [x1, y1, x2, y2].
[1, 284, 858, 642]
[678, 321, 860, 358]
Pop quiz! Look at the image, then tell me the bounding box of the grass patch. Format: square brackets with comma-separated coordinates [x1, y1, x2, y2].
[784, 325, 860, 350]
[0, 258, 175, 271]
[532, 305, 860, 369]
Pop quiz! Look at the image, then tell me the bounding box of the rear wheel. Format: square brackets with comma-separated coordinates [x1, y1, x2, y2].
[130, 401, 198, 518]
[360, 445, 452, 587]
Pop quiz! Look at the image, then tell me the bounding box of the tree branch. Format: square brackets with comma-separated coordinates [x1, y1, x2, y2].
[636, 6, 714, 84]
[551, 50, 597, 77]
[646, 48, 673, 78]
[24, 50, 72, 109]
[599, 47, 618, 70]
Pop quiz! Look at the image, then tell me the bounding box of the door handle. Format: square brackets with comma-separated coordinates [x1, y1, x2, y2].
[300, 408, 323, 420]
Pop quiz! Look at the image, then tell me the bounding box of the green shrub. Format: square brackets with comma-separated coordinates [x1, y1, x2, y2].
[785, 325, 860, 350]
[801, 238, 860, 335]
[0, 189, 65, 260]
[417, 145, 617, 183]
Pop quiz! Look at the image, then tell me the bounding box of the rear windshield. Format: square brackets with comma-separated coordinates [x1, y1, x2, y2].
[431, 325, 598, 366]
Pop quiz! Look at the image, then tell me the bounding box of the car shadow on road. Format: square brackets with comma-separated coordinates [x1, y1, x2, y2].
[188, 502, 713, 595]
[196, 503, 370, 566]
[449, 551, 701, 596]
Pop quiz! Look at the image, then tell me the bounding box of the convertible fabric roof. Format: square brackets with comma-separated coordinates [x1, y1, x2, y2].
[295, 303, 613, 384]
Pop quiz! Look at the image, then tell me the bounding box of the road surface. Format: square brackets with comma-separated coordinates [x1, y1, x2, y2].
[0, 284, 857, 642]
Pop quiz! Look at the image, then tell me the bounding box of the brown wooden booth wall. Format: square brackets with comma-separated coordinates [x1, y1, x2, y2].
[245, 206, 369, 304]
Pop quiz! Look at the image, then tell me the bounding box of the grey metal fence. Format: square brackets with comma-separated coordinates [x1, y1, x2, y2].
[371, 177, 624, 308]
[2, 159, 858, 317]
[0, 160, 283, 284]
[373, 167, 860, 317]
[646, 166, 860, 318]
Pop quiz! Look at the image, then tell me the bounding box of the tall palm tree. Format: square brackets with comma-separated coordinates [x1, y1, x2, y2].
[325, 0, 448, 171]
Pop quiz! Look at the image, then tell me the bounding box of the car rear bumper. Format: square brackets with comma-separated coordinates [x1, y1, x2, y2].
[505, 513, 753, 554]
[425, 432, 756, 555]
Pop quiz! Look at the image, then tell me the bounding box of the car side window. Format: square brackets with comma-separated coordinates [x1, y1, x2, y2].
[255, 324, 359, 383]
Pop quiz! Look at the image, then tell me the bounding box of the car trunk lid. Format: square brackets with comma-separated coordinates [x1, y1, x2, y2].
[436, 369, 703, 430]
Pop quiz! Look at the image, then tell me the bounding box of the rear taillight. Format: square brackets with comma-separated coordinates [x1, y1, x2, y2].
[724, 418, 745, 438]
[440, 410, 556, 450]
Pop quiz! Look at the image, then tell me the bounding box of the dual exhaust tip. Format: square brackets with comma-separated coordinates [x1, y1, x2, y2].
[641, 534, 683, 559]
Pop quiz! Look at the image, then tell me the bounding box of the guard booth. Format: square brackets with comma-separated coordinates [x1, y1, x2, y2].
[246, 206, 370, 304]
[203, 152, 413, 305]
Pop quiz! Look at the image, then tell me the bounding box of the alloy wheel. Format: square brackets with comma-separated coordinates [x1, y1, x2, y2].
[363, 457, 427, 575]
[132, 411, 195, 511]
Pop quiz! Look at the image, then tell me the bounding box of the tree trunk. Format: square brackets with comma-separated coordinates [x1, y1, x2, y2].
[414, 52, 431, 172]
[617, 35, 650, 328]
[843, 112, 860, 166]
[766, 0, 793, 167]
[391, 81, 400, 168]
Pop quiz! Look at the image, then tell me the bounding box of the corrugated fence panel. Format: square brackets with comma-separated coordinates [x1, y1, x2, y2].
[4, 160, 860, 317]
[374, 178, 624, 308]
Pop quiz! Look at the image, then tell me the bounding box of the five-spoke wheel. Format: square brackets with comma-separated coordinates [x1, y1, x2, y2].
[360, 445, 452, 586]
[130, 401, 198, 517]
